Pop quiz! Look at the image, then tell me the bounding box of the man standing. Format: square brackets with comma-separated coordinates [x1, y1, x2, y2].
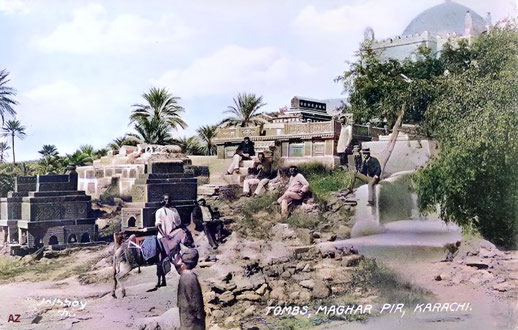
[191, 198, 224, 249]
[173, 245, 206, 330]
[226, 137, 255, 174]
[242, 152, 272, 197]
[152, 194, 193, 290]
[155, 193, 182, 240]
[354, 148, 381, 206]
[336, 115, 353, 167]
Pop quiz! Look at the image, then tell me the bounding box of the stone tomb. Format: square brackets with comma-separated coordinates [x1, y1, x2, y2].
[121, 161, 197, 231]
[0, 176, 37, 243]
[0, 170, 96, 248]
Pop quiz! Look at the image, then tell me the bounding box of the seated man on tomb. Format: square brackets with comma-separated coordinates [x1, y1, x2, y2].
[242, 152, 272, 197]
[226, 137, 255, 175]
[277, 166, 310, 218]
[354, 148, 381, 206]
[191, 198, 224, 250]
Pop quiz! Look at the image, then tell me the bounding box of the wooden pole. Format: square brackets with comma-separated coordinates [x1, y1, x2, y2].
[379, 104, 405, 178]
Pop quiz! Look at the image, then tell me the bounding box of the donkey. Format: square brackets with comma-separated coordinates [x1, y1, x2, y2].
[111, 229, 193, 298]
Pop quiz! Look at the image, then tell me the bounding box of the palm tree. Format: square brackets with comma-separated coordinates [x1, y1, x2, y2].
[128, 117, 176, 145]
[2, 119, 26, 164]
[0, 141, 10, 162]
[63, 151, 91, 168]
[173, 136, 202, 155]
[197, 124, 218, 155]
[108, 136, 139, 151]
[130, 87, 186, 143]
[0, 70, 17, 124]
[223, 93, 266, 127]
[38, 144, 59, 158]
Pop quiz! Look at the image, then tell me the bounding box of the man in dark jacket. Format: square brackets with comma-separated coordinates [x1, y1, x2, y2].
[242, 152, 273, 197]
[226, 137, 255, 174]
[191, 198, 224, 249]
[354, 148, 381, 206]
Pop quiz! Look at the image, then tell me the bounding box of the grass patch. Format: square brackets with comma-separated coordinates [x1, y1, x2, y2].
[349, 259, 430, 305]
[284, 212, 321, 229]
[0, 256, 68, 282]
[297, 162, 356, 202]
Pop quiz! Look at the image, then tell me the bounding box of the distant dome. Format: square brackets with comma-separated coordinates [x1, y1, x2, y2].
[403, 1, 487, 36]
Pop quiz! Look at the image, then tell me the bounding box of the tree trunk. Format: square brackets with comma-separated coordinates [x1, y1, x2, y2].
[379, 104, 405, 178]
[11, 133, 15, 165]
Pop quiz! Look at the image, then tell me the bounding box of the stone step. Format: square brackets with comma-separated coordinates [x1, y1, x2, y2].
[198, 184, 219, 196]
[223, 174, 244, 185]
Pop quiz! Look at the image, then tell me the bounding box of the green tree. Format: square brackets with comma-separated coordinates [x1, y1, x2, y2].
[0, 141, 10, 162]
[38, 144, 58, 158]
[129, 87, 186, 145]
[197, 124, 218, 155]
[2, 119, 26, 164]
[0, 69, 17, 124]
[336, 43, 444, 127]
[173, 136, 202, 155]
[414, 25, 518, 248]
[223, 93, 266, 127]
[63, 151, 92, 168]
[108, 136, 139, 151]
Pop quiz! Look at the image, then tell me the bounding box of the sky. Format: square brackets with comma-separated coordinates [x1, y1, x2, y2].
[1, 0, 516, 161]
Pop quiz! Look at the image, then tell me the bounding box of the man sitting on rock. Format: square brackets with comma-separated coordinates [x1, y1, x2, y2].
[277, 166, 310, 217]
[226, 137, 255, 175]
[355, 148, 381, 206]
[172, 245, 205, 330]
[191, 198, 224, 249]
[242, 152, 272, 197]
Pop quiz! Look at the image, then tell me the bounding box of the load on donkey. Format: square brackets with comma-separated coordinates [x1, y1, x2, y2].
[112, 194, 194, 298]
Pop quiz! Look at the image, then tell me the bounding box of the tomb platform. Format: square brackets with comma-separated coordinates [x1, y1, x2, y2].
[121, 161, 198, 231]
[77, 144, 209, 199]
[0, 170, 96, 248]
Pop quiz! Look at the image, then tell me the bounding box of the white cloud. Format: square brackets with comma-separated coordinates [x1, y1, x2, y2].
[152, 45, 321, 99]
[25, 80, 80, 103]
[291, 1, 436, 40]
[0, 0, 30, 15]
[34, 3, 193, 54]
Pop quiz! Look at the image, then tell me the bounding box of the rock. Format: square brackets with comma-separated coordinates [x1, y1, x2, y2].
[289, 291, 300, 300]
[493, 282, 513, 292]
[312, 280, 330, 299]
[331, 285, 347, 295]
[237, 292, 261, 301]
[435, 273, 451, 281]
[204, 291, 217, 303]
[242, 306, 256, 318]
[224, 316, 237, 326]
[43, 251, 60, 259]
[299, 279, 315, 289]
[217, 291, 235, 305]
[342, 254, 364, 267]
[280, 271, 291, 279]
[295, 262, 307, 271]
[335, 225, 351, 240]
[270, 287, 287, 301]
[298, 290, 312, 304]
[212, 310, 225, 319]
[312, 232, 321, 239]
[256, 283, 268, 295]
[465, 257, 490, 269]
[302, 264, 311, 272]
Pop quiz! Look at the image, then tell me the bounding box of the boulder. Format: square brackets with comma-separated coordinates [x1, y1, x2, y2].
[299, 279, 315, 289]
[312, 280, 330, 299]
[217, 291, 235, 305]
[270, 287, 287, 301]
[256, 283, 268, 295]
[342, 254, 365, 267]
[465, 257, 490, 269]
[236, 292, 261, 301]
